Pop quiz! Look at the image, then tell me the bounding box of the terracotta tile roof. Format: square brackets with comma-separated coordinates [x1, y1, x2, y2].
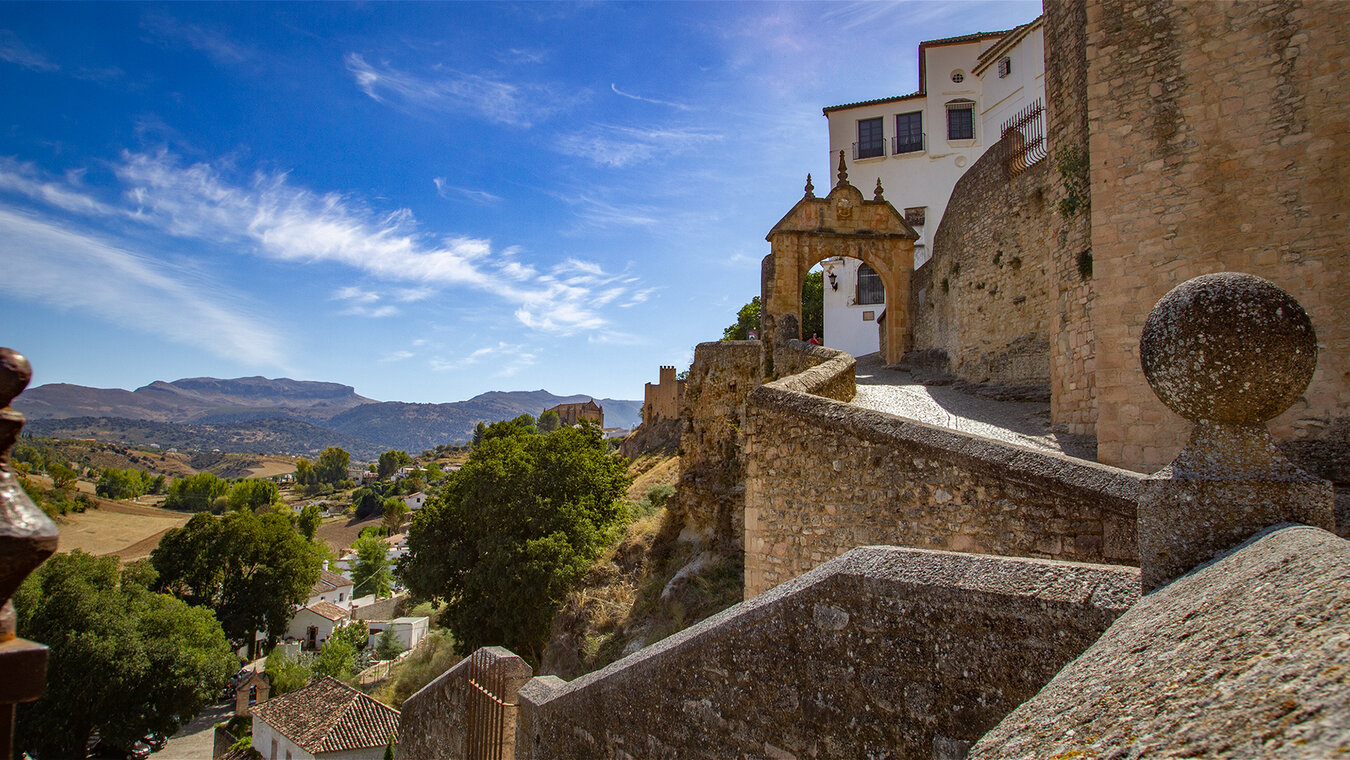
[823, 90, 924, 114]
[311, 569, 354, 596]
[306, 600, 350, 622]
[919, 28, 1015, 48]
[252, 677, 399, 755]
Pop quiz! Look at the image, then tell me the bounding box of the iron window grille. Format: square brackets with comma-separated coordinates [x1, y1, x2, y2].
[856, 263, 884, 305]
[947, 106, 974, 141]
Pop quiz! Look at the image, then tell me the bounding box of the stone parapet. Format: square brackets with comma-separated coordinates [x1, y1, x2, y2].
[744, 366, 1141, 597]
[397, 646, 531, 760]
[516, 545, 1138, 760]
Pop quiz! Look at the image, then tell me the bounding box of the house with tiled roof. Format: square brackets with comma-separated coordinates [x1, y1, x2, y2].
[307, 565, 356, 609]
[286, 600, 351, 651]
[251, 677, 399, 760]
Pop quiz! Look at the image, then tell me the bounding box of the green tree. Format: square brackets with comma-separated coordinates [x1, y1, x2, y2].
[382, 497, 409, 536]
[226, 478, 281, 512]
[400, 424, 631, 664]
[152, 510, 323, 656]
[164, 472, 228, 512]
[722, 295, 761, 340]
[377, 450, 413, 480]
[264, 650, 311, 696]
[332, 619, 370, 652]
[313, 638, 357, 681]
[294, 458, 316, 486]
[352, 533, 393, 599]
[375, 628, 405, 661]
[95, 467, 148, 500]
[351, 487, 384, 520]
[47, 461, 77, 490]
[315, 447, 351, 486]
[537, 409, 561, 433]
[297, 503, 323, 540]
[14, 551, 235, 760]
[801, 270, 824, 340]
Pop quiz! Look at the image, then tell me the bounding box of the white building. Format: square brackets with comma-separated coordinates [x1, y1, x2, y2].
[251, 677, 399, 760]
[285, 601, 350, 651]
[306, 567, 356, 610]
[366, 616, 430, 652]
[402, 492, 427, 511]
[821, 18, 1045, 357]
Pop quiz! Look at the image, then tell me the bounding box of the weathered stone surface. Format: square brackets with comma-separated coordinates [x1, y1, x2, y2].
[398, 647, 532, 760]
[518, 545, 1139, 760]
[1136, 273, 1333, 591]
[1140, 272, 1317, 424]
[970, 525, 1350, 759]
[745, 342, 1142, 598]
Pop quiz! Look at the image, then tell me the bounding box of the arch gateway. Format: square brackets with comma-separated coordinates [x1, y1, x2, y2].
[761, 153, 918, 369]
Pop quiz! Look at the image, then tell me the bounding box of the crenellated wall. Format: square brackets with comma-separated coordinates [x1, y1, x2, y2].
[516, 545, 1138, 760]
[744, 342, 1140, 598]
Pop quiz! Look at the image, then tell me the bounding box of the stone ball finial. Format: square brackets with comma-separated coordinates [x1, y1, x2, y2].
[1140, 272, 1317, 424]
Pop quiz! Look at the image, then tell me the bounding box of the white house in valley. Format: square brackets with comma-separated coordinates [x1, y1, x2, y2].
[821, 17, 1045, 357]
[251, 677, 399, 760]
[306, 567, 356, 610]
[286, 601, 350, 651]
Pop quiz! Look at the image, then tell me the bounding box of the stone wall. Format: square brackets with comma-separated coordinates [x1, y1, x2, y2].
[744, 348, 1141, 598]
[517, 546, 1139, 760]
[671, 341, 763, 550]
[770, 339, 855, 401]
[1044, 0, 1097, 436]
[643, 365, 684, 423]
[911, 134, 1054, 396]
[1086, 0, 1350, 474]
[351, 594, 405, 622]
[397, 647, 531, 760]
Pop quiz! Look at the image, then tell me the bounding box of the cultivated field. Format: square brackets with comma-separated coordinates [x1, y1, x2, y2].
[55, 499, 190, 560]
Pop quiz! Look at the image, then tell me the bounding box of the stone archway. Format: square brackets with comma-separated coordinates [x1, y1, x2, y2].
[762, 153, 918, 371]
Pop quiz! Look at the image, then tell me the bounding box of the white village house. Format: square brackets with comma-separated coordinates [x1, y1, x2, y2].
[285, 600, 350, 651]
[366, 616, 430, 652]
[251, 677, 399, 760]
[821, 17, 1045, 357]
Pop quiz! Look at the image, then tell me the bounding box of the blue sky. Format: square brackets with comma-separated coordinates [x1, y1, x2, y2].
[0, 1, 1039, 404]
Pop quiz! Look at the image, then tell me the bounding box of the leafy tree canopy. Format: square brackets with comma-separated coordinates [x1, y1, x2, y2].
[264, 650, 310, 697]
[151, 510, 323, 656]
[96, 467, 152, 500]
[399, 423, 630, 664]
[352, 533, 394, 599]
[375, 628, 405, 661]
[227, 478, 281, 512]
[352, 487, 385, 520]
[722, 295, 761, 341]
[471, 414, 536, 447]
[315, 447, 351, 486]
[297, 503, 323, 540]
[382, 497, 409, 536]
[537, 409, 561, 434]
[377, 450, 413, 480]
[15, 552, 235, 760]
[164, 471, 228, 512]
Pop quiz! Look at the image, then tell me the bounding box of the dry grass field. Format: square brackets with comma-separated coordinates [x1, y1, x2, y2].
[55, 499, 190, 560]
[316, 514, 383, 554]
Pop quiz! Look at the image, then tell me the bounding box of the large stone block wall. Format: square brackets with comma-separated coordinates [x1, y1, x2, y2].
[642, 365, 684, 423]
[1044, 0, 1097, 436]
[517, 546, 1139, 760]
[671, 341, 764, 549]
[398, 647, 531, 760]
[1086, 0, 1350, 474]
[744, 356, 1141, 598]
[911, 137, 1054, 394]
[770, 339, 855, 401]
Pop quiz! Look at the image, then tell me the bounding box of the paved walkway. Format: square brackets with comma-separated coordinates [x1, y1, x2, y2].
[157, 699, 234, 760]
[849, 353, 1097, 461]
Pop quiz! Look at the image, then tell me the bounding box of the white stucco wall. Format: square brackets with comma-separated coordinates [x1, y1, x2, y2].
[285, 607, 342, 647]
[823, 23, 1044, 271]
[254, 719, 388, 760]
[820, 257, 883, 358]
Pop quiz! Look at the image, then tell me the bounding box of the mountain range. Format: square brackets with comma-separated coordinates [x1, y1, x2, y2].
[17, 376, 641, 460]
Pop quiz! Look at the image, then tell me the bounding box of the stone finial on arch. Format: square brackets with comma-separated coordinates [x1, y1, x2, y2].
[1137, 272, 1334, 591]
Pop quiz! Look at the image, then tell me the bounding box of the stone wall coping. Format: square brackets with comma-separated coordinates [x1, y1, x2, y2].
[402, 645, 530, 710]
[695, 340, 762, 356]
[970, 524, 1350, 758]
[748, 382, 1143, 513]
[520, 545, 1140, 708]
[770, 340, 856, 397]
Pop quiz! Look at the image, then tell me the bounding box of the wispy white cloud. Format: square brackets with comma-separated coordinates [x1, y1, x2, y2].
[430, 341, 535, 376]
[433, 177, 502, 205]
[140, 14, 251, 64]
[554, 193, 658, 229]
[345, 53, 578, 128]
[586, 330, 646, 346]
[498, 48, 547, 65]
[0, 205, 286, 366]
[380, 350, 414, 363]
[1, 151, 645, 337]
[610, 83, 692, 111]
[553, 124, 720, 168]
[0, 30, 59, 72]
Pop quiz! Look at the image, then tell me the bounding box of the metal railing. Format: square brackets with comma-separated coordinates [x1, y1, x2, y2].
[892, 133, 925, 155]
[852, 141, 886, 160]
[1001, 98, 1046, 177]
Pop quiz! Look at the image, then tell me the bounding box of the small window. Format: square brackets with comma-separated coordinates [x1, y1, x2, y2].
[855, 117, 884, 159]
[998, 57, 1012, 78]
[951, 70, 965, 83]
[856, 264, 884, 305]
[947, 106, 974, 141]
[894, 112, 923, 154]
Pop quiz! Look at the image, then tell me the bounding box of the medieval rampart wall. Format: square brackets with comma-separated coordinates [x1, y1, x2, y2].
[913, 138, 1054, 394]
[517, 546, 1138, 760]
[1086, 0, 1350, 475]
[744, 343, 1141, 598]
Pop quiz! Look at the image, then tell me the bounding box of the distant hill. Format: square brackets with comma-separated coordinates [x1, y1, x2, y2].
[17, 377, 640, 459]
